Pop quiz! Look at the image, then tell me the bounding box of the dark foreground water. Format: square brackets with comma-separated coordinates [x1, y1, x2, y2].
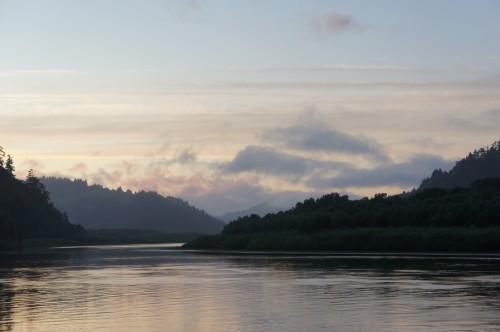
[1, 245, 500, 332]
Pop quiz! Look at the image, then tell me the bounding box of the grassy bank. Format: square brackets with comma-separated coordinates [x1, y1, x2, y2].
[183, 227, 500, 252]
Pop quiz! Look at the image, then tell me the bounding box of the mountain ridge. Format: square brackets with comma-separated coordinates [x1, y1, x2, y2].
[41, 177, 225, 234]
[419, 140, 500, 189]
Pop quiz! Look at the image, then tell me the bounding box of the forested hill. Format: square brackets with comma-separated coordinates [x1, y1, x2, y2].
[185, 179, 500, 251]
[0, 155, 85, 250]
[41, 177, 225, 234]
[185, 140, 500, 251]
[223, 179, 500, 234]
[419, 140, 500, 189]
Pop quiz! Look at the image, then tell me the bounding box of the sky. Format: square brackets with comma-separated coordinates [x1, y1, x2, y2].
[1, 0, 500, 215]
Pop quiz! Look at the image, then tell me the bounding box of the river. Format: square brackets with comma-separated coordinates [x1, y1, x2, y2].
[1, 244, 500, 331]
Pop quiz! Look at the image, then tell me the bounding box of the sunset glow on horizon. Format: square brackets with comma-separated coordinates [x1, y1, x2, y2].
[1, 0, 499, 214]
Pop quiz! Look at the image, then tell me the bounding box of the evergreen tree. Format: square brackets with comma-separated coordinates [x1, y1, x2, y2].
[0, 146, 5, 168]
[26, 169, 50, 202]
[5, 154, 14, 175]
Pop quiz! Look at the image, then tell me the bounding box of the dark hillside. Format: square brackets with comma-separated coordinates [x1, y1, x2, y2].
[42, 177, 224, 234]
[219, 179, 500, 237]
[0, 153, 85, 249]
[420, 140, 500, 189]
[186, 180, 500, 251]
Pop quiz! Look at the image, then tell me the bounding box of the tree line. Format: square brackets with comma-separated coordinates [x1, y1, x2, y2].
[185, 140, 500, 251]
[0, 147, 85, 249]
[220, 178, 500, 236]
[420, 140, 500, 189]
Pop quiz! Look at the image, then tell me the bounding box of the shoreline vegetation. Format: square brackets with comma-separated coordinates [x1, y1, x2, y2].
[183, 227, 500, 252]
[184, 178, 500, 252]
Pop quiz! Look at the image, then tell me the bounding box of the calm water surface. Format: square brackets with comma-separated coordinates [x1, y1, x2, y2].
[1, 244, 500, 331]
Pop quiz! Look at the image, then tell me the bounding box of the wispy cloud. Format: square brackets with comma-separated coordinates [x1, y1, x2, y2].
[232, 64, 406, 73]
[68, 162, 88, 175]
[220, 80, 500, 91]
[308, 11, 362, 38]
[78, 159, 320, 215]
[21, 159, 44, 171]
[175, 149, 197, 164]
[0, 70, 88, 77]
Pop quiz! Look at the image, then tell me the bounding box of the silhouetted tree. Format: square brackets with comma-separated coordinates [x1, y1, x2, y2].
[0, 152, 85, 248]
[5, 154, 14, 175]
[26, 169, 50, 202]
[0, 146, 5, 168]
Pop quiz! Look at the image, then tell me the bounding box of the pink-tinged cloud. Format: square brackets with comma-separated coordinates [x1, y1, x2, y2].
[308, 11, 361, 37]
[69, 162, 88, 174]
[21, 159, 43, 170]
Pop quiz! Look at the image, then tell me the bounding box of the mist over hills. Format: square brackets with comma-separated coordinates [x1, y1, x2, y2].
[41, 177, 224, 234]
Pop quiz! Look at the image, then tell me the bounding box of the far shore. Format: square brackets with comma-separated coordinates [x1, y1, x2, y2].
[183, 227, 500, 253]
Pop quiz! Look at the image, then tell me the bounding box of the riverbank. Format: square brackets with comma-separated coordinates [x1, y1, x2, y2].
[18, 229, 202, 249]
[183, 227, 500, 252]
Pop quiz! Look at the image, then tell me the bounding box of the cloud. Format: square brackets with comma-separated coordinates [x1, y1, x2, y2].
[170, 0, 204, 20]
[232, 64, 406, 73]
[445, 108, 500, 133]
[222, 145, 312, 177]
[90, 168, 125, 186]
[74, 157, 290, 215]
[483, 108, 500, 117]
[219, 80, 500, 91]
[0, 70, 88, 77]
[479, 108, 500, 123]
[175, 149, 197, 164]
[44, 148, 454, 216]
[21, 158, 43, 170]
[177, 175, 323, 216]
[309, 154, 454, 189]
[182, 177, 270, 215]
[308, 11, 362, 38]
[262, 123, 389, 162]
[407, 137, 445, 149]
[180, 0, 202, 10]
[68, 162, 88, 178]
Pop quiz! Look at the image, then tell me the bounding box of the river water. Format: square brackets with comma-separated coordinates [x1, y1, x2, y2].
[1, 244, 500, 331]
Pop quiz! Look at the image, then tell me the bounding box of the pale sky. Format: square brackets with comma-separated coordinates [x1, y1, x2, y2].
[1, 0, 499, 215]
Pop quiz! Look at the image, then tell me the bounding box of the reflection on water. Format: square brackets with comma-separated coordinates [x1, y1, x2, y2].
[1, 245, 500, 332]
